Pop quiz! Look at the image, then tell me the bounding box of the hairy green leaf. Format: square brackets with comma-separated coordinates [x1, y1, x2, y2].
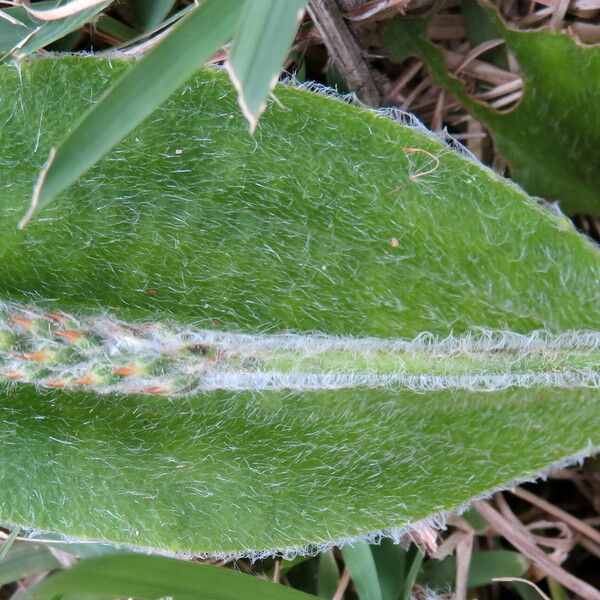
[0, 58, 598, 556]
[19, 0, 245, 227]
[384, 14, 600, 214]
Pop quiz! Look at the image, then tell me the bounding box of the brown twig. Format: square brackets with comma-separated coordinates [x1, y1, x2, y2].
[346, 0, 414, 21]
[272, 558, 281, 584]
[332, 567, 352, 600]
[549, 0, 571, 28]
[307, 0, 380, 105]
[493, 577, 551, 600]
[475, 500, 600, 600]
[455, 532, 473, 600]
[511, 486, 600, 546]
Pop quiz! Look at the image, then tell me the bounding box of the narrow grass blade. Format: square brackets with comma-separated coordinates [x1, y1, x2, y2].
[0, 530, 20, 562]
[0, 1, 112, 55]
[23, 0, 111, 21]
[19, 0, 245, 227]
[33, 535, 121, 559]
[371, 540, 408, 600]
[129, 0, 178, 31]
[342, 544, 382, 600]
[0, 10, 24, 27]
[317, 551, 340, 599]
[420, 550, 528, 590]
[0, 543, 61, 586]
[461, 508, 489, 532]
[400, 548, 424, 600]
[22, 553, 313, 600]
[547, 578, 570, 600]
[227, 0, 306, 132]
[93, 14, 138, 43]
[498, 578, 552, 600]
[278, 556, 311, 577]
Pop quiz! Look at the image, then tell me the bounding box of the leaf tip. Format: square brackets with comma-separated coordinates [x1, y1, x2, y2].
[19, 147, 57, 229]
[224, 60, 266, 135]
[22, 0, 108, 22]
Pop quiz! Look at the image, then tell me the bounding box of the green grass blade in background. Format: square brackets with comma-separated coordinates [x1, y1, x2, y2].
[19, 0, 246, 227]
[0, 0, 112, 55]
[547, 578, 570, 600]
[30, 535, 122, 559]
[0, 530, 19, 562]
[400, 549, 424, 600]
[460, 0, 508, 69]
[371, 540, 409, 600]
[317, 552, 340, 599]
[419, 550, 528, 591]
[129, 0, 178, 31]
[91, 13, 138, 43]
[227, 0, 307, 132]
[0, 543, 61, 586]
[22, 554, 312, 600]
[341, 544, 382, 600]
[21, 0, 110, 21]
[384, 14, 600, 215]
[0, 59, 599, 556]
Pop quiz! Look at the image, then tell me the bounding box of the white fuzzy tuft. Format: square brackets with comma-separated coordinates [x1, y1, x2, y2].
[0, 300, 599, 395]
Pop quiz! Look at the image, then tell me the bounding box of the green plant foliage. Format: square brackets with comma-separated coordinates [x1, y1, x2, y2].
[0, 543, 61, 586]
[0, 0, 112, 55]
[21, 553, 312, 600]
[317, 552, 339, 599]
[18, 0, 246, 227]
[460, 0, 508, 69]
[129, 0, 178, 31]
[339, 541, 419, 600]
[0, 58, 599, 556]
[400, 548, 424, 600]
[0, 529, 19, 562]
[227, 0, 307, 131]
[419, 550, 528, 590]
[384, 12, 600, 215]
[0, 535, 120, 587]
[342, 544, 382, 600]
[371, 540, 409, 600]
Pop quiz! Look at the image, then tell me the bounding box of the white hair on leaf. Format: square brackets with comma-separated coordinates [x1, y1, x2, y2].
[1, 300, 599, 396]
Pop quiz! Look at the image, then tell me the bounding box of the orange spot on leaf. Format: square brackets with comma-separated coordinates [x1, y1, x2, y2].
[112, 365, 142, 377]
[12, 316, 34, 329]
[17, 350, 47, 362]
[4, 371, 22, 380]
[47, 380, 66, 388]
[46, 313, 68, 323]
[74, 373, 96, 386]
[144, 386, 169, 395]
[56, 329, 84, 343]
